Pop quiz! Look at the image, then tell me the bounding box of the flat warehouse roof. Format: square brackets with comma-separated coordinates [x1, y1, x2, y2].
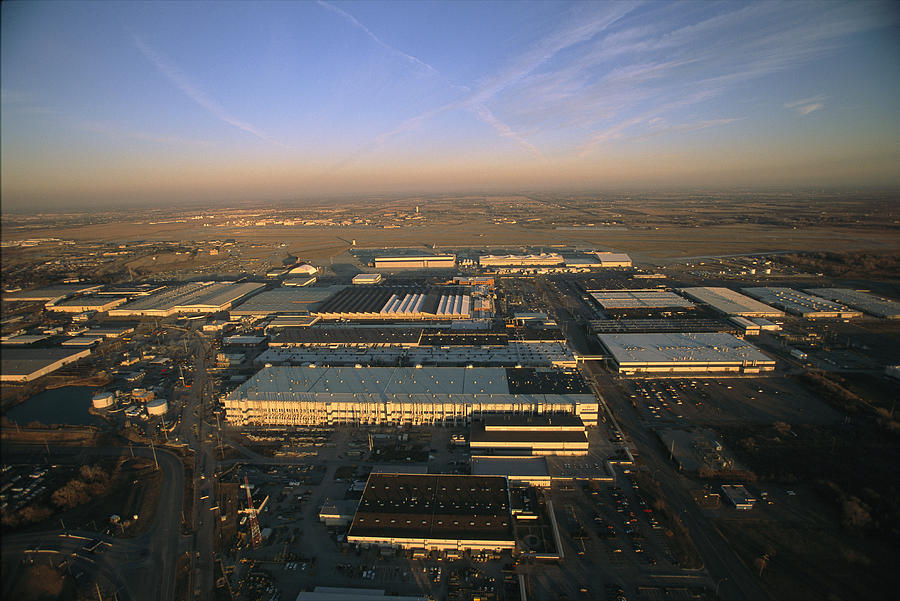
[679, 287, 784, 317]
[1, 347, 92, 376]
[228, 366, 511, 397]
[229, 287, 344, 315]
[741, 287, 861, 317]
[348, 474, 512, 542]
[483, 413, 585, 429]
[597, 332, 774, 365]
[470, 427, 587, 444]
[471, 456, 550, 478]
[590, 290, 694, 309]
[804, 288, 900, 319]
[3, 284, 102, 302]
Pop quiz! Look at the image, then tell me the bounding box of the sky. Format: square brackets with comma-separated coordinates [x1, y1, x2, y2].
[2, 0, 899, 208]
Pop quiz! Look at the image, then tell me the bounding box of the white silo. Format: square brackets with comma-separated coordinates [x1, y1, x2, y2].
[92, 391, 115, 409]
[146, 398, 168, 416]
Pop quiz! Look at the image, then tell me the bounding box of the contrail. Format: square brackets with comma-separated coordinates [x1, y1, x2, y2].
[132, 34, 286, 146]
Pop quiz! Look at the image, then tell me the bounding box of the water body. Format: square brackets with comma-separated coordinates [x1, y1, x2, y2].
[6, 386, 103, 426]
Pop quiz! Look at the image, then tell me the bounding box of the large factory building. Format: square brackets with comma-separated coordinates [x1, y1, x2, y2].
[222, 366, 599, 427]
[479, 253, 564, 267]
[346, 474, 515, 553]
[373, 255, 456, 269]
[597, 332, 776, 375]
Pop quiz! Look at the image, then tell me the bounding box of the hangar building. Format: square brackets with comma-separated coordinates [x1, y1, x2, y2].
[374, 255, 456, 269]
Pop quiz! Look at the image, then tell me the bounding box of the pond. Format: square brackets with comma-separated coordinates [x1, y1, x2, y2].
[5, 386, 103, 426]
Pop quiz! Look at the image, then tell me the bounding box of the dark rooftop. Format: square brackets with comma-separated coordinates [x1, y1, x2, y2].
[348, 474, 513, 542]
[505, 368, 591, 394]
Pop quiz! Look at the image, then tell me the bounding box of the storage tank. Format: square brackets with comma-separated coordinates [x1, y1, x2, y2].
[92, 391, 115, 409]
[146, 398, 168, 416]
[132, 388, 154, 402]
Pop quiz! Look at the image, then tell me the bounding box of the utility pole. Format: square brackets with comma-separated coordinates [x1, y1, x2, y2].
[96, 582, 103, 601]
[150, 441, 159, 469]
[129, 442, 134, 458]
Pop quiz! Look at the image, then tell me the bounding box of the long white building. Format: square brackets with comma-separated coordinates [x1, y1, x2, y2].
[222, 366, 599, 427]
[597, 332, 775, 375]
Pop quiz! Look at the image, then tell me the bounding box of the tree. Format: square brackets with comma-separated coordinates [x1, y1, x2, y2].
[841, 497, 872, 530]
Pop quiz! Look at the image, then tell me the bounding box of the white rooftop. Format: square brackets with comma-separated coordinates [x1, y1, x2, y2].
[597, 332, 774, 365]
[590, 289, 694, 309]
[680, 287, 784, 317]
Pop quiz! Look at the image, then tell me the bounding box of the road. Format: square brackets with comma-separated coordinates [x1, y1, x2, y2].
[582, 365, 771, 601]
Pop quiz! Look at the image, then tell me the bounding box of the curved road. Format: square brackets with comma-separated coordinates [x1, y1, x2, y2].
[2, 443, 186, 601]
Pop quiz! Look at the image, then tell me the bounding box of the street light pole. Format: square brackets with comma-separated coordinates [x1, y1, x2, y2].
[715, 576, 728, 598]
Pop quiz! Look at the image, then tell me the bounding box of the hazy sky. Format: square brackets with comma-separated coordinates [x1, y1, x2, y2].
[2, 0, 899, 208]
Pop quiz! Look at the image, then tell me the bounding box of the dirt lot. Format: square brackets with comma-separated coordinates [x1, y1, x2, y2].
[716, 518, 900, 601]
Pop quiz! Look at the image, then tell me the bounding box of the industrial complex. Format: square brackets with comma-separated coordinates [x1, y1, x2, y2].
[4, 226, 899, 601]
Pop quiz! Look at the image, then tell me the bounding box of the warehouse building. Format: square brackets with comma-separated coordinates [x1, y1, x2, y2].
[346, 474, 515, 553]
[479, 253, 564, 267]
[228, 286, 345, 318]
[679, 287, 784, 317]
[373, 255, 456, 269]
[222, 366, 599, 427]
[3, 283, 103, 304]
[589, 318, 732, 334]
[108, 282, 265, 317]
[589, 289, 695, 310]
[1, 347, 93, 382]
[803, 288, 900, 319]
[597, 332, 775, 375]
[593, 252, 633, 267]
[470, 456, 551, 487]
[45, 296, 127, 313]
[742, 287, 862, 319]
[469, 414, 589, 456]
[352, 273, 383, 285]
[257, 340, 576, 368]
[312, 287, 472, 320]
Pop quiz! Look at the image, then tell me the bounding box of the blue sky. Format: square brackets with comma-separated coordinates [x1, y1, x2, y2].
[2, 0, 898, 207]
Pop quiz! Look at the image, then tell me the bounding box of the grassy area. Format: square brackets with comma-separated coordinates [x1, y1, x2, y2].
[4, 563, 69, 601]
[2, 456, 161, 536]
[716, 519, 900, 601]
